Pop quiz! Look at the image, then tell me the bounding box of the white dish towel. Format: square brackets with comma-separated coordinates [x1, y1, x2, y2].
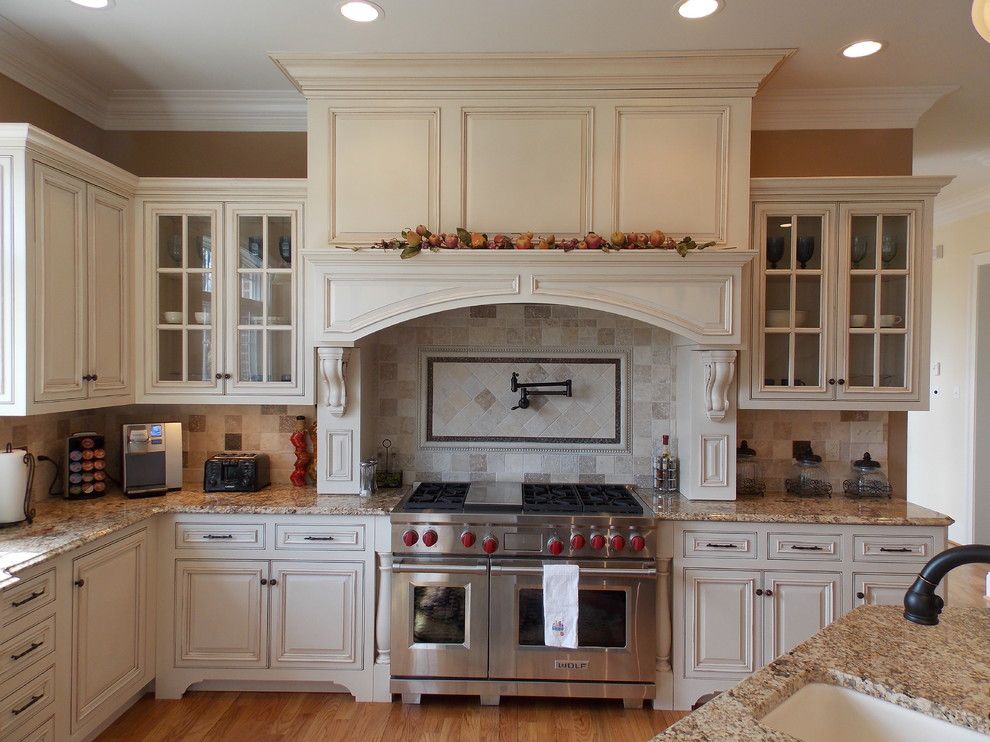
[543, 563, 579, 648]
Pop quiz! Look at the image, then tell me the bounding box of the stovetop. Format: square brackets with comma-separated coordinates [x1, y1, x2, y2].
[398, 481, 643, 516]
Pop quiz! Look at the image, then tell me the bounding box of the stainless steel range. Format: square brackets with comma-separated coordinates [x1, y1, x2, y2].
[390, 481, 657, 708]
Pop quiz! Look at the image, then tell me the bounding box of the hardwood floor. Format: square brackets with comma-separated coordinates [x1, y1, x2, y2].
[99, 692, 690, 741]
[98, 557, 988, 742]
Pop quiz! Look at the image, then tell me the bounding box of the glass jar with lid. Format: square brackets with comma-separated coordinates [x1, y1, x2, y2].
[736, 441, 766, 497]
[785, 448, 832, 497]
[842, 452, 892, 498]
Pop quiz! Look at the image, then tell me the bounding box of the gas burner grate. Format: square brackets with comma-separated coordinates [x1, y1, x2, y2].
[402, 482, 470, 512]
[522, 483, 643, 515]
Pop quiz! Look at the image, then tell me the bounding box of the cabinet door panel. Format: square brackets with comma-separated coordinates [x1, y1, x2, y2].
[87, 186, 130, 398]
[174, 560, 267, 668]
[684, 568, 759, 677]
[270, 561, 363, 669]
[853, 572, 917, 608]
[33, 164, 86, 402]
[763, 571, 839, 664]
[72, 530, 147, 731]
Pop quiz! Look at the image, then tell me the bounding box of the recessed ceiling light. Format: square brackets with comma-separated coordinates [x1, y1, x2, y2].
[339, 1, 383, 22]
[841, 40, 884, 58]
[676, 0, 723, 19]
[69, 0, 112, 7]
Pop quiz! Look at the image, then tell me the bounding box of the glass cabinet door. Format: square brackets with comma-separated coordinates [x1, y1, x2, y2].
[838, 204, 918, 399]
[153, 208, 221, 390]
[225, 206, 300, 393]
[753, 205, 835, 400]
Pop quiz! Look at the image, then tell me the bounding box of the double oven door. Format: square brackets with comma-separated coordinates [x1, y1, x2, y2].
[489, 558, 656, 683]
[391, 556, 655, 684]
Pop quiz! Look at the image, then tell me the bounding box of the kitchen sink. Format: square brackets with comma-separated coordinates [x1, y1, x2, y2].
[760, 683, 987, 741]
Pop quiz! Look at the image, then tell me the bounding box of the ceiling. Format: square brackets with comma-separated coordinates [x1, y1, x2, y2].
[0, 0, 988, 214]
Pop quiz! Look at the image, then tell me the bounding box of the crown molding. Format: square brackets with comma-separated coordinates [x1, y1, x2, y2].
[751, 175, 954, 200]
[0, 16, 107, 128]
[934, 184, 990, 227]
[752, 85, 956, 130]
[134, 177, 306, 200]
[104, 90, 306, 131]
[270, 50, 795, 98]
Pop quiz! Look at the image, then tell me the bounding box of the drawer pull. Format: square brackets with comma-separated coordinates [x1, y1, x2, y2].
[303, 535, 335, 541]
[10, 641, 43, 661]
[10, 590, 44, 608]
[790, 545, 825, 551]
[202, 534, 234, 540]
[705, 542, 738, 549]
[11, 693, 43, 716]
[878, 546, 913, 553]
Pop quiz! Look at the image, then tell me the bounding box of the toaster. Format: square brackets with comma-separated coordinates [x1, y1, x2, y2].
[204, 452, 270, 492]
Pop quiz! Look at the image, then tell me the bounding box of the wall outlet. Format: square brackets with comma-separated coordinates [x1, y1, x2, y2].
[933, 243, 944, 260]
[932, 361, 941, 376]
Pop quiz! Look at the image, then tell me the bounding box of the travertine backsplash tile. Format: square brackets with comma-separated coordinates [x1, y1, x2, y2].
[737, 408, 892, 496]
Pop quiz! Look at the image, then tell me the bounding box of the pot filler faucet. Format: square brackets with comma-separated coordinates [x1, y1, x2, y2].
[903, 544, 990, 625]
[510, 372, 572, 410]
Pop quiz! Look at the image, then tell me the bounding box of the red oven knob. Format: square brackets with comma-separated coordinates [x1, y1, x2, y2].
[482, 536, 499, 554]
[460, 531, 476, 548]
[571, 534, 586, 550]
[547, 538, 564, 556]
[610, 534, 626, 552]
[422, 530, 438, 547]
[402, 530, 418, 547]
[590, 534, 607, 551]
[630, 534, 646, 552]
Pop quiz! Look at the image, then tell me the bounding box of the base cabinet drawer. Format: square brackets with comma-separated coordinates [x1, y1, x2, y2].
[853, 535, 933, 562]
[1, 571, 56, 629]
[0, 664, 55, 740]
[175, 523, 265, 549]
[683, 531, 757, 558]
[769, 533, 841, 561]
[0, 616, 55, 685]
[275, 524, 365, 551]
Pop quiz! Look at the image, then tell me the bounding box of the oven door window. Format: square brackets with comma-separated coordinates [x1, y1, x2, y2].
[413, 586, 467, 644]
[517, 588, 626, 648]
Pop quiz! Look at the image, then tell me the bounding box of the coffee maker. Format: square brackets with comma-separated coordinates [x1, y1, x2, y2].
[122, 423, 182, 497]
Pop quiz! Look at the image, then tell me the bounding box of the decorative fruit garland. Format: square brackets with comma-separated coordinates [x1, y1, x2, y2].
[353, 226, 715, 259]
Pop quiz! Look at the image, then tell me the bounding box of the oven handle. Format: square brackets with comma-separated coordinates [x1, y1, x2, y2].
[391, 563, 488, 575]
[490, 565, 656, 579]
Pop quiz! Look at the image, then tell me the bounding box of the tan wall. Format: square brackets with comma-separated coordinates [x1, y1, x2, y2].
[0, 73, 105, 156]
[751, 129, 914, 177]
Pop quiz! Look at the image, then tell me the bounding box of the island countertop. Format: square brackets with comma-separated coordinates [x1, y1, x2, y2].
[0, 484, 408, 589]
[652, 605, 990, 741]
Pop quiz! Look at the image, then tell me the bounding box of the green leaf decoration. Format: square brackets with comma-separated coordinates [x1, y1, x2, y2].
[456, 227, 472, 246]
[400, 246, 422, 260]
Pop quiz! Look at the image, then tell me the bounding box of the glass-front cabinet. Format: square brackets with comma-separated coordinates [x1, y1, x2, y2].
[745, 179, 940, 410]
[145, 200, 303, 399]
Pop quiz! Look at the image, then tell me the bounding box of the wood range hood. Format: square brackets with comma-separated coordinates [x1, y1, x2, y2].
[272, 50, 795, 499]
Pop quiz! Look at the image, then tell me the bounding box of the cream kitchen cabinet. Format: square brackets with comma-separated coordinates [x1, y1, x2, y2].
[742, 177, 952, 411]
[136, 180, 308, 403]
[684, 568, 838, 679]
[70, 529, 149, 734]
[668, 520, 947, 709]
[0, 125, 136, 415]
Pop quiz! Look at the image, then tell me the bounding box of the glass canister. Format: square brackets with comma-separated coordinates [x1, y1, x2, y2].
[785, 448, 832, 498]
[359, 458, 378, 497]
[736, 441, 766, 497]
[843, 452, 892, 498]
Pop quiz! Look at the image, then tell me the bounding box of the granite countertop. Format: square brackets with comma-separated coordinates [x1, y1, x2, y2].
[0, 484, 408, 589]
[653, 605, 990, 740]
[644, 490, 954, 527]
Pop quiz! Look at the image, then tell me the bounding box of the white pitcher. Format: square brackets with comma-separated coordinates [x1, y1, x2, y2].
[0, 443, 35, 526]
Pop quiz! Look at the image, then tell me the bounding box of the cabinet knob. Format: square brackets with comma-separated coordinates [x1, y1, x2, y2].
[856, 591, 865, 600]
[82, 374, 92, 382]
[260, 578, 268, 585]
[828, 378, 836, 386]
[837, 379, 846, 386]
[269, 578, 278, 586]
[755, 588, 764, 596]
[765, 589, 774, 597]
[74, 579, 85, 588]
[223, 373, 232, 380]
[91, 374, 98, 381]
[215, 373, 223, 380]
